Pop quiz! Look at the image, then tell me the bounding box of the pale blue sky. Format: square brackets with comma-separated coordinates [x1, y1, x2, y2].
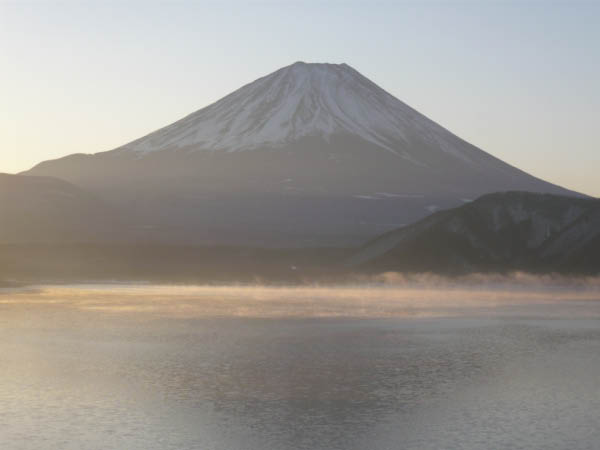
[1, 0, 598, 195]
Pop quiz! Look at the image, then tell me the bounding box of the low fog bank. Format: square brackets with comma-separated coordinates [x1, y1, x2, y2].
[2, 274, 599, 320]
[360, 271, 600, 290]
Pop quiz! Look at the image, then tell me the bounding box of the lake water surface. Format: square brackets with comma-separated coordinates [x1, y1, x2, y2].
[2, 282, 600, 450]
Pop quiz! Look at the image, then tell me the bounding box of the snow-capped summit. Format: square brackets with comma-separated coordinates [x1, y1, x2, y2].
[121, 62, 411, 153]
[120, 62, 469, 164]
[25, 62, 580, 246]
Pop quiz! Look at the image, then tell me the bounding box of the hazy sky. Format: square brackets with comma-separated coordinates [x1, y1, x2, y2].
[1, 0, 598, 196]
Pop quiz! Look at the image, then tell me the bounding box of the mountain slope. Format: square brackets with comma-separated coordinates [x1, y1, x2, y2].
[348, 192, 600, 273]
[25, 62, 580, 246]
[0, 174, 123, 243]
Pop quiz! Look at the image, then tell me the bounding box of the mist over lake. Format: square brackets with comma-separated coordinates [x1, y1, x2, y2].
[2, 281, 600, 450]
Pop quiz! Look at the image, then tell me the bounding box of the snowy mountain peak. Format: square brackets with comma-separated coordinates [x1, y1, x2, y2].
[26, 63, 579, 247]
[117, 62, 465, 163]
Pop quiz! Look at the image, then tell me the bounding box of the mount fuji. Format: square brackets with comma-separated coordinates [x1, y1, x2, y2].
[25, 62, 579, 246]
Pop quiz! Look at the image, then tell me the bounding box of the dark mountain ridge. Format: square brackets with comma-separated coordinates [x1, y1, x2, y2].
[348, 191, 600, 274]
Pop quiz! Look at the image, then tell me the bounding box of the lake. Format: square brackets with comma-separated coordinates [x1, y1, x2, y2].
[2, 282, 600, 450]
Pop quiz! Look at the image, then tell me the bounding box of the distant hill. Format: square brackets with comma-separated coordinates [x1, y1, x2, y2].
[0, 174, 124, 243]
[2, 175, 597, 280]
[348, 192, 600, 274]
